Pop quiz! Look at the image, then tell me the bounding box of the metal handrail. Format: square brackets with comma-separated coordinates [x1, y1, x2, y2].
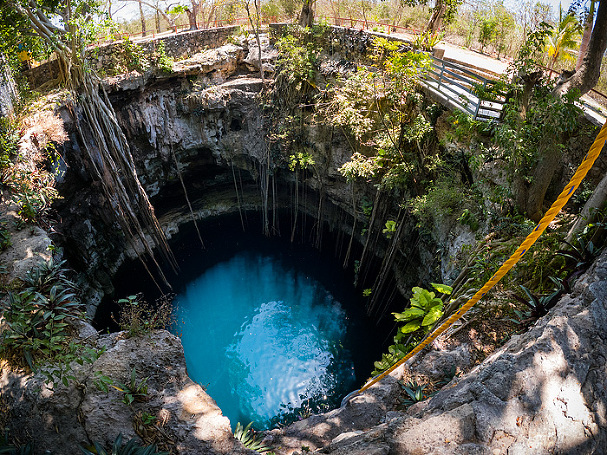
[423, 56, 504, 121]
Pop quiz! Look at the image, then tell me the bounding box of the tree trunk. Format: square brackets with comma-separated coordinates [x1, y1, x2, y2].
[186, 6, 198, 30]
[555, 0, 607, 97]
[426, 0, 446, 33]
[525, 137, 563, 221]
[139, 0, 147, 37]
[576, 0, 595, 71]
[567, 166, 607, 241]
[299, 0, 314, 28]
[245, 0, 264, 85]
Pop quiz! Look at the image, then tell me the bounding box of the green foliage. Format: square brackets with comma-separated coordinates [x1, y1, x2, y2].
[516, 21, 554, 72]
[119, 37, 148, 73]
[545, 6, 582, 70]
[398, 380, 428, 407]
[0, 118, 18, 171]
[372, 284, 451, 376]
[114, 293, 174, 338]
[7, 168, 59, 224]
[457, 208, 479, 231]
[149, 42, 173, 73]
[393, 284, 450, 335]
[329, 39, 433, 191]
[0, 437, 33, 455]
[233, 422, 272, 453]
[408, 177, 471, 230]
[558, 236, 604, 271]
[288, 152, 315, 171]
[494, 84, 582, 185]
[338, 153, 379, 182]
[80, 434, 168, 455]
[478, 17, 497, 52]
[110, 368, 149, 406]
[0, 259, 97, 387]
[411, 31, 444, 52]
[382, 220, 397, 239]
[274, 28, 324, 102]
[0, 222, 10, 251]
[512, 277, 565, 320]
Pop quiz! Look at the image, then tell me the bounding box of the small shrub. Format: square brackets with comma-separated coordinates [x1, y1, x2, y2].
[0, 222, 11, 250]
[111, 367, 149, 406]
[113, 293, 174, 338]
[233, 422, 272, 453]
[0, 259, 97, 387]
[398, 380, 428, 408]
[149, 42, 173, 73]
[0, 118, 18, 170]
[372, 283, 452, 376]
[7, 168, 59, 223]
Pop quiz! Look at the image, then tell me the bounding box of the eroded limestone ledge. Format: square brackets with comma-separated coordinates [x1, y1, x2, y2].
[1, 327, 256, 454]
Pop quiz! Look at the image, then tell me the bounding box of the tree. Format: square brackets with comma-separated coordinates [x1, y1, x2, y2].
[243, 0, 264, 83]
[120, 0, 177, 30]
[298, 0, 315, 27]
[138, 0, 147, 36]
[493, 3, 515, 59]
[574, 0, 597, 70]
[546, 5, 581, 74]
[517, 0, 552, 38]
[5, 0, 178, 287]
[555, 0, 607, 96]
[403, 0, 463, 33]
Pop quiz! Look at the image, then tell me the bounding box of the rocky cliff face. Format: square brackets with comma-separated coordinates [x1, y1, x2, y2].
[54, 37, 428, 317]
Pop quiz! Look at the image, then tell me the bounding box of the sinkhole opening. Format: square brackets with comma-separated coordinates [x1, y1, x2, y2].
[96, 211, 391, 430]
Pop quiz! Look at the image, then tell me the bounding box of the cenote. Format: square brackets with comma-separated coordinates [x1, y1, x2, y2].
[98, 212, 388, 430]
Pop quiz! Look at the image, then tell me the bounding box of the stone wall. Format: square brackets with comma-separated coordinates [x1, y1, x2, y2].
[24, 26, 238, 89]
[269, 23, 411, 61]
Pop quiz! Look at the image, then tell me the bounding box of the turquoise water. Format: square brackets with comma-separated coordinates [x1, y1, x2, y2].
[172, 249, 360, 429]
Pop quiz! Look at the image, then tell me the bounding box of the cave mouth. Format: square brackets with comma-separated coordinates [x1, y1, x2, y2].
[97, 211, 388, 430]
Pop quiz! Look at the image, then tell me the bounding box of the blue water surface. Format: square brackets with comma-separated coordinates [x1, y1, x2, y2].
[172, 250, 358, 429]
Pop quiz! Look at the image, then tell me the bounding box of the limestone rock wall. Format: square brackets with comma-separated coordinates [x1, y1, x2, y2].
[288, 249, 607, 455]
[1, 324, 256, 454]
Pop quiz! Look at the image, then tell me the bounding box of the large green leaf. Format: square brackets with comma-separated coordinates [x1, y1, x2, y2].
[431, 283, 453, 295]
[421, 306, 443, 326]
[392, 307, 425, 321]
[400, 320, 422, 334]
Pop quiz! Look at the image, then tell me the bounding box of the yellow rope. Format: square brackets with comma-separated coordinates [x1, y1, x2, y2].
[357, 119, 607, 395]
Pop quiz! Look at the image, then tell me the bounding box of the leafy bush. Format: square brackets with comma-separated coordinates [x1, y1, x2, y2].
[0, 259, 98, 386]
[0, 222, 11, 251]
[113, 293, 174, 338]
[0, 118, 18, 171]
[398, 380, 428, 408]
[7, 168, 59, 223]
[408, 178, 471, 230]
[149, 42, 173, 73]
[372, 283, 452, 376]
